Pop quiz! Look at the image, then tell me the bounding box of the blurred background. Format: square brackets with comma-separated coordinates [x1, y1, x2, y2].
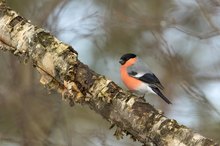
[0, 0, 220, 145]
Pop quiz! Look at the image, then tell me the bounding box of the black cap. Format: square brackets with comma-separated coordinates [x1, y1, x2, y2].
[119, 53, 136, 65]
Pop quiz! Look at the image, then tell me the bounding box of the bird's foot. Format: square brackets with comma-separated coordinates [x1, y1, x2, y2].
[140, 93, 145, 99]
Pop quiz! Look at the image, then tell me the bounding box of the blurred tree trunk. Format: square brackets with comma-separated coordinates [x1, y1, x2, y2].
[0, 1, 218, 146]
[2, 1, 66, 146]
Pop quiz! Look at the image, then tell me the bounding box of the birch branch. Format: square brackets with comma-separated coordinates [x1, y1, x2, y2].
[0, 1, 218, 146]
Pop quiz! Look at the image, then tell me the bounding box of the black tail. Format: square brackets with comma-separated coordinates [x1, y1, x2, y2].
[151, 87, 172, 104]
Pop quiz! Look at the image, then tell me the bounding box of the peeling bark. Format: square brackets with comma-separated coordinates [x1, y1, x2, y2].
[0, 1, 218, 146]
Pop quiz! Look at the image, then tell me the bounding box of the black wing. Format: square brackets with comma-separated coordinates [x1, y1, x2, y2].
[126, 59, 164, 89]
[150, 87, 172, 104]
[138, 73, 164, 90]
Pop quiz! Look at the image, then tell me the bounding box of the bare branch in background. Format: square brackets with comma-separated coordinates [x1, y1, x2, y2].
[171, 25, 220, 39]
[180, 81, 220, 116]
[44, 0, 71, 32]
[151, 30, 175, 56]
[195, 0, 218, 30]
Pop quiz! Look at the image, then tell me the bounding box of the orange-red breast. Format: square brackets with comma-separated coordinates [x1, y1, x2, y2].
[119, 53, 172, 104]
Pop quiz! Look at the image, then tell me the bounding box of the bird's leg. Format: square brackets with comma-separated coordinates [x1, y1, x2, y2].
[137, 93, 146, 102]
[140, 93, 145, 99]
[128, 90, 139, 97]
[128, 90, 145, 100]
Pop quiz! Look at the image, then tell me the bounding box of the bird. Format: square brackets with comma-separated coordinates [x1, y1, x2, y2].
[119, 53, 172, 104]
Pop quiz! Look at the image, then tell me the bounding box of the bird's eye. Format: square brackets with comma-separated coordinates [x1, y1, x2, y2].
[119, 59, 125, 65]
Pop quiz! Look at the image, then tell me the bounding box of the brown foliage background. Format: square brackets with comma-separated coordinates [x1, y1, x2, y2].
[1, 0, 220, 145]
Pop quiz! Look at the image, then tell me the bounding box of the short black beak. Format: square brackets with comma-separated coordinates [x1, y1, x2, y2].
[119, 59, 125, 65]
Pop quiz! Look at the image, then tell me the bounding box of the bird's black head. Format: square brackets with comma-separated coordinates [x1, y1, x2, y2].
[119, 53, 137, 65]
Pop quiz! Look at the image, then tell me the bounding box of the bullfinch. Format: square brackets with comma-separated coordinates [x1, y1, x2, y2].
[119, 53, 172, 104]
